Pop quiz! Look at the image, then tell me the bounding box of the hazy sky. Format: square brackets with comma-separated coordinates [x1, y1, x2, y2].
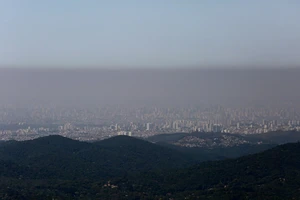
[0, 1, 300, 69]
[0, 69, 299, 106]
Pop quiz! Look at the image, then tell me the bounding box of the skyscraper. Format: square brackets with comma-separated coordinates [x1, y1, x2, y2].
[146, 123, 151, 131]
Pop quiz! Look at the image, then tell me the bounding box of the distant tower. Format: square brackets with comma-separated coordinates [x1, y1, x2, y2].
[146, 123, 151, 131]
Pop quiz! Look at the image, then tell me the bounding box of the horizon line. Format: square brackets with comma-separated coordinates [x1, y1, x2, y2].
[0, 65, 300, 71]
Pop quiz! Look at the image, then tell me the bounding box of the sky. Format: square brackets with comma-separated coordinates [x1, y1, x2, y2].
[0, 1, 300, 69]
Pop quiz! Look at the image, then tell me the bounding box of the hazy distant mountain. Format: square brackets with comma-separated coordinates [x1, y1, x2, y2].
[147, 131, 300, 148]
[247, 130, 300, 144]
[146, 131, 300, 163]
[146, 132, 276, 161]
[147, 132, 265, 147]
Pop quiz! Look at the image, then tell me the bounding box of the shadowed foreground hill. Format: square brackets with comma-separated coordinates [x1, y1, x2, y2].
[0, 136, 299, 199]
[109, 142, 300, 199]
[0, 135, 194, 180]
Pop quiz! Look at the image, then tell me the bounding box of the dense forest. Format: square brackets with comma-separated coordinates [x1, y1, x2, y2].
[0, 134, 299, 199]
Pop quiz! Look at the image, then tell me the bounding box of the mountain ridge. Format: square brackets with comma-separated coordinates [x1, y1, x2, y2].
[107, 142, 300, 199]
[0, 135, 299, 199]
[0, 135, 195, 180]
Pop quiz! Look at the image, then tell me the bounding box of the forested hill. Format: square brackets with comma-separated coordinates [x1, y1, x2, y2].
[0, 134, 276, 181]
[107, 142, 300, 199]
[0, 135, 194, 179]
[0, 135, 299, 199]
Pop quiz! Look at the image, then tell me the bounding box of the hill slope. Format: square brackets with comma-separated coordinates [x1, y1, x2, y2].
[147, 131, 300, 147]
[1, 135, 298, 199]
[0, 135, 195, 180]
[147, 132, 277, 161]
[109, 142, 300, 199]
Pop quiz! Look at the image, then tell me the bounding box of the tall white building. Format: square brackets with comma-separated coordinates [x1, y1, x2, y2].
[146, 123, 151, 131]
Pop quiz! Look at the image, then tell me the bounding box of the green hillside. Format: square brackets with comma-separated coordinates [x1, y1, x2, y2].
[0, 135, 298, 199]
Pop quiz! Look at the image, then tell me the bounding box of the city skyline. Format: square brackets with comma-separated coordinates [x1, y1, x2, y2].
[0, 103, 299, 141]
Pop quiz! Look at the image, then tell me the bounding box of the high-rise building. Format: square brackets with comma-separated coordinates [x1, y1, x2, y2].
[172, 121, 179, 130]
[63, 123, 73, 131]
[213, 124, 222, 133]
[146, 123, 151, 131]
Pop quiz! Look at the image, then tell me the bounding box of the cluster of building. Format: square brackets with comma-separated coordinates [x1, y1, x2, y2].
[0, 104, 300, 141]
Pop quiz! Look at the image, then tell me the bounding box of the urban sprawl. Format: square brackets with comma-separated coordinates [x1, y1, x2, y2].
[0, 104, 299, 141]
